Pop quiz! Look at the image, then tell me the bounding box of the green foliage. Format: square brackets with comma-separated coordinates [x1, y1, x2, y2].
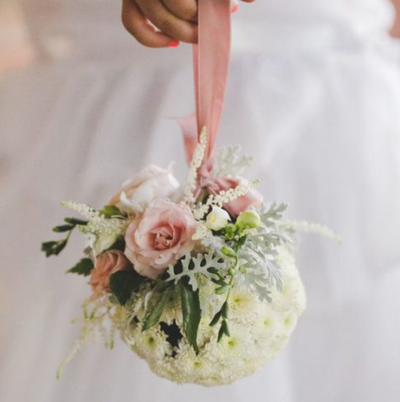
[210, 311, 222, 327]
[215, 285, 230, 295]
[41, 217, 88, 258]
[53, 224, 75, 233]
[99, 205, 125, 219]
[218, 320, 230, 342]
[41, 240, 68, 257]
[109, 270, 146, 306]
[68, 258, 94, 276]
[221, 301, 229, 318]
[110, 238, 126, 252]
[180, 279, 201, 354]
[223, 224, 238, 240]
[64, 217, 88, 226]
[142, 284, 174, 331]
[221, 247, 236, 258]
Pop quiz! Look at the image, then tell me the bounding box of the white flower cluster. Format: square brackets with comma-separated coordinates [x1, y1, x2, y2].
[281, 220, 342, 243]
[193, 180, 260, 220]
[117, 246, 306, 386]
[183, 127, 208, 205]
[61, 201, 126, 235]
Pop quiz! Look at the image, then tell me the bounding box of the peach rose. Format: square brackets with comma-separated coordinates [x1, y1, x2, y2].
[207, 176, 263, 217]
[124, 199, 196, 279]
[109, 165, 180, 213]
[90, 250, 132, 298]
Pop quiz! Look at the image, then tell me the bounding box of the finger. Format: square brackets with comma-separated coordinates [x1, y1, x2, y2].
[162, 0, 197, 22]
[136, 0, 197, 43]
[231, 0, 239, 13]
[122, 0, 179, 48]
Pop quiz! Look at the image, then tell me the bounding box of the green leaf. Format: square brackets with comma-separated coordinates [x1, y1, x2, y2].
[180, 279, 201, 354]
[108, 238, 126, 252]
[215, 284, 230, 295]
[218, 325, 224, 342]
[142, 284, 174, 331]
[100, 205, 125, 219]
[67, 258, 94, 276]
[237, 235, 247, 248]
[211, 277, 228, 286]
[223, 224, 237, 240]
[218, 320, 230, 342]
[65, 217, 88, 226]
[209, 311, 221, 327]
[221, 247, 236, 258]
[221, 301, 229, 319]
[41, 240, 68, 257]
[110, 270, 146, 306]
[53, 224, 74, 233]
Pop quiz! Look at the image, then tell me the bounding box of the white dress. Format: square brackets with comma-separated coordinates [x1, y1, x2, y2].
[1, 0, 400, 401]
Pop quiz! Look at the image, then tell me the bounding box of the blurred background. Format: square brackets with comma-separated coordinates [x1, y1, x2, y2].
[0, 0, 33, 80]
[1, 0, 400, 81]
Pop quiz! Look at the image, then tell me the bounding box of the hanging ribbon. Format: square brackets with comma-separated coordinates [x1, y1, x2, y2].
[179, 0, 232, 173]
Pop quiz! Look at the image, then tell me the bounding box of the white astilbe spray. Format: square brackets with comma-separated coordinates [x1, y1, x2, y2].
[214, 145, 253, 177]
[61, 201, 99, 220]
[61, 201, 127, 235]
[192, 222, 209, 241]
[56, 298, 121, 379]
[281, 220, 342, 243]
[193, 180, 260, 220]
[183, 127, 208, 205]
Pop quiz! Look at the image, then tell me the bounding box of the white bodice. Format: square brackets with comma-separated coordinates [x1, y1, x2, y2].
[19, 0, 395, 60]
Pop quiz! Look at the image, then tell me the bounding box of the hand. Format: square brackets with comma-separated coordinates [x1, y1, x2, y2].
[122, 0, 256, 48]
[391, 0, 400, 38]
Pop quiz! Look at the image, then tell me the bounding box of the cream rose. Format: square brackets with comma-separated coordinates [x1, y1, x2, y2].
[109, 165, 180, 213]
[90, 250, 132, 298]
[206, 206, 231, 231]
[124, 199, 196, 279]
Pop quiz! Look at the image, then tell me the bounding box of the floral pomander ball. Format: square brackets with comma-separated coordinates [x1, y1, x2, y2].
[42, 139, 334, 384]
[117, 246, 306, 386]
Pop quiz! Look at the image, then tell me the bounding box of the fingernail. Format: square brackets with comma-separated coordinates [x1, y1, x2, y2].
[231, 2, 239, 13]
[169, 41, 180, 48]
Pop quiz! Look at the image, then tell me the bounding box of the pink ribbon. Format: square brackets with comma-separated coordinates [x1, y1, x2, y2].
[179, 0, 232, 173]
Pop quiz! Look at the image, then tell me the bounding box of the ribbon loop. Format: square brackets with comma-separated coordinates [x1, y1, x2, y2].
[179, 0, 231, 172]
[194, 0, 231, 166]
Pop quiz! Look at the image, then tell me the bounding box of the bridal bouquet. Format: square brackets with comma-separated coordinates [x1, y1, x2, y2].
[42, 129, 307, 385]
[40, 0, 324, 386]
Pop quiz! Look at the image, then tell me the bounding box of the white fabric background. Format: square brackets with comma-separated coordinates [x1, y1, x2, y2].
[0, 0, 400, 401]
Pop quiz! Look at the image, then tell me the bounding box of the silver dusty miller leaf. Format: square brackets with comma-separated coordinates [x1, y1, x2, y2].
[259, 202, 288, 229]
[236, 268, 273, 303]
[166, 252, 226, 292]
[213, 145, 253, 177]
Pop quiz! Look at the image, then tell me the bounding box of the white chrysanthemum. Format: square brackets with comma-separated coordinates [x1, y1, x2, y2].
[115, 246, 306, 386]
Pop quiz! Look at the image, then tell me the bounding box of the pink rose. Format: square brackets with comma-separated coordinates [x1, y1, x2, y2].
[124, 200, 196, 279]
[109, 165, 179, 213]
[90, 251, 132, 298]
[207, 176, 263, 217]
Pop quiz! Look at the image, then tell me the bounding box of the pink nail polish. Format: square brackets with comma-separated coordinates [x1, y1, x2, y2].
[169, 41, 180, 48]
[231, 3, 239, 13]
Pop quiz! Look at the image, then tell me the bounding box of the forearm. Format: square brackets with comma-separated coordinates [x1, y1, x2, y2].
[391, 0, 400, 37]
